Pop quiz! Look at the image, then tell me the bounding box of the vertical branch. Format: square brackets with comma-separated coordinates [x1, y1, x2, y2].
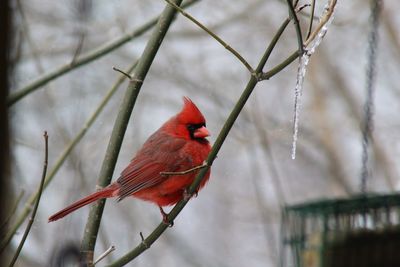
[80, 0, 185, 265]
[0, 9, 11, 266]
[257, 18, 291, 80]
[306, 0, 316, 39]
[8, 132, 48, 267]
[285, 0, 304, 54]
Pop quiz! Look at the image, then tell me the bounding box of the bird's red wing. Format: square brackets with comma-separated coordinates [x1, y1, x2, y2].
[116, 133, 189, 201]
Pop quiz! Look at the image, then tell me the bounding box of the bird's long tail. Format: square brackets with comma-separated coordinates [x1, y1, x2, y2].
[48, 183, 119, 222]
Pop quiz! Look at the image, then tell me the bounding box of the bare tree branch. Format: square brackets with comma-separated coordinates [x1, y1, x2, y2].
[8, 132, 48, 267]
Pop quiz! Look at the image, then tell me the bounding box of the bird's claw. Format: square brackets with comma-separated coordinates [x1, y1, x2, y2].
[159, 206, 174, 227]
[183, 188, 198, 201]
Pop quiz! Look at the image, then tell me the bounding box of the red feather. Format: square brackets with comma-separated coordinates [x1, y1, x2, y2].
[48, 184, 119, 222]
[49, 97, 211, 222]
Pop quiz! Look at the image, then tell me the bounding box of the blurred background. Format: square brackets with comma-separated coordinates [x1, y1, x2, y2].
[4, 0, 400, 266]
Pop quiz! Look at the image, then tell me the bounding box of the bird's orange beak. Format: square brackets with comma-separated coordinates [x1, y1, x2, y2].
[193, 126, 210, 138]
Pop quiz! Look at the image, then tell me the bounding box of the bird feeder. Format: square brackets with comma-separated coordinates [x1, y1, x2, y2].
[280, 193, 400, 267]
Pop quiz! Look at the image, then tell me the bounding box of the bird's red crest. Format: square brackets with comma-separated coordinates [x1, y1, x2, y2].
[177, 97, 206, 125]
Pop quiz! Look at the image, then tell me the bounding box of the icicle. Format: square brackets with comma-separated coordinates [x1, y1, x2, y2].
[291, 54, 309, 159]
[291, 2, 336, 159]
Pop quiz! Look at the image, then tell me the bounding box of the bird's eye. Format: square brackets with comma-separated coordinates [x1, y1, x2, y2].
[187, 123, 206, 140]
[187, 123, 205, 131]
[187, 124, 196, 131]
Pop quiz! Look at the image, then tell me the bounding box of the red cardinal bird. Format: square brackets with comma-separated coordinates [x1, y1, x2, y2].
[49, 97, 211, 223]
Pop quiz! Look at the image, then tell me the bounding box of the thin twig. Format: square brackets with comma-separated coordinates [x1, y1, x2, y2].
[306, 0, 316, 39]
[7, 0, 200, 106]
[296, 4, 310, 13]
[160, 162, 208, 176]
[70, 34, 85, 65]
[8, 132, 48, 267]
[0, 61, 138, 252]
[256, 18, 291, 81]
[94, 245, 115, 265]
[112, 67, 132, 80]
[278, 0, 318, 21]
[164, 0, 255, 75]
[139, 232, 149, 249]
[304, 0, 337, 47]
[286, 0, 304, 54]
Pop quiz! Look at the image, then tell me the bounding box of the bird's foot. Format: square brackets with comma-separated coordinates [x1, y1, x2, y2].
[183, 188, 198, 201]
[159, 206, 174, 227]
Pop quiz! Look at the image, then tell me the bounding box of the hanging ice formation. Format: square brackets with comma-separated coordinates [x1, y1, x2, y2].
[291, 2, 336, 159]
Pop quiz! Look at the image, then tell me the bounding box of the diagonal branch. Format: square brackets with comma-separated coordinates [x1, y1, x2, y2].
[286, 0, 304, 55]
[260, 50, 300, 81]
[164, 0, 255, 74]
[94, 245, 115, 265]
[256, 18, 291, 80]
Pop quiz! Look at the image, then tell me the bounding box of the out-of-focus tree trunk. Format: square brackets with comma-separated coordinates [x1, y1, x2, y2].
[0, 0, 11, 265]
